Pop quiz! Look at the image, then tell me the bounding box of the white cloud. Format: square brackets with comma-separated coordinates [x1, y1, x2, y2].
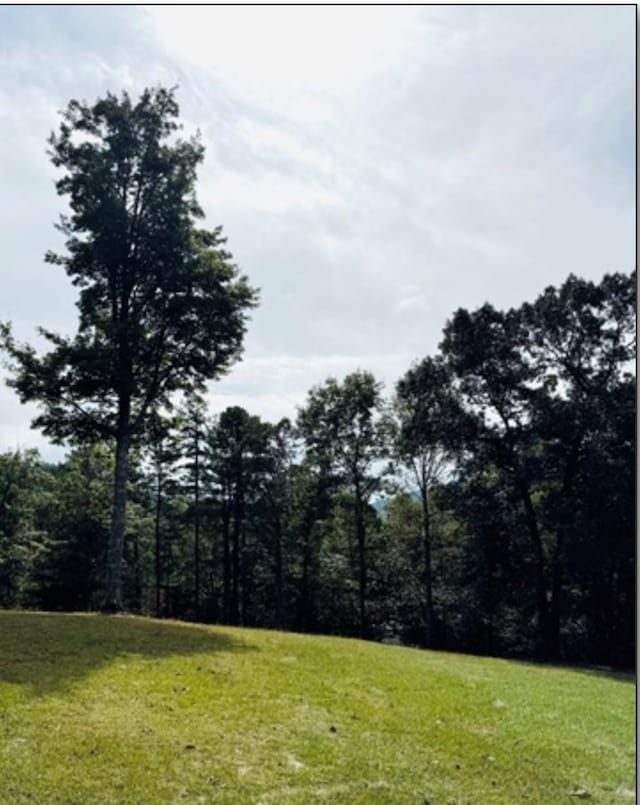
[200, 169, 344, 215]
[0, 6, 634, 456]
[393, 295, 431, 316]
[0, 395, 66, 463]
[205, 353, 411, 425]
[146, 7, 426, 103]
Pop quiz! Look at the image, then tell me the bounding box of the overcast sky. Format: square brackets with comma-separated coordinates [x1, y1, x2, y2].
[0, 6, 635, 460]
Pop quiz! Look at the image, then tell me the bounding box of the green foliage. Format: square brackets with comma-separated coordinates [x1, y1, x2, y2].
[297, 371, 390, 637]
[2, 88, 258, 443]
[1, 86, 258, 611]
[28, 445, 113, 611]
[437, 271, 635, 661]
[0, 149, 634, 671]
[0, 450, 51, 607]
[297, 371, 389, 481]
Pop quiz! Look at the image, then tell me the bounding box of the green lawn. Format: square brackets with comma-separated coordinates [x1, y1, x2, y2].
[0, 612, 634, 803]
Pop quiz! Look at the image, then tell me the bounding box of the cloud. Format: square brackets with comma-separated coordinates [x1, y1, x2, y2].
[0, 6, 634, 455]
[205, 353, 412, 425]
[0, 395, 67, 463]
[146, 7, 426, 105]
[200, 169, 344, 216]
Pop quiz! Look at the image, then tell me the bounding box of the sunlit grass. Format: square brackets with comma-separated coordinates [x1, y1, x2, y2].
[0, 612, 634, 803]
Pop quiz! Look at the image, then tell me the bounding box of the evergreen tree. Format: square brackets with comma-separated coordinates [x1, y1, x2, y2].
[1, 87, 258, 611]
[297, 371, 389, 638]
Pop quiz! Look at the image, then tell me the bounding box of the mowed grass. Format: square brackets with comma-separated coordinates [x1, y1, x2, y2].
[0, 612, 634, 804]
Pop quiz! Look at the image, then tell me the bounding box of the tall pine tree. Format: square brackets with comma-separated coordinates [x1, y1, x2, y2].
[1, 87, 258, 611]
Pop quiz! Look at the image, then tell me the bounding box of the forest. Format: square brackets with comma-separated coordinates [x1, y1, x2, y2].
[0, 88, 635, 669]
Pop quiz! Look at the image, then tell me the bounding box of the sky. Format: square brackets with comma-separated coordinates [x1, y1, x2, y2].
[0, 6, 635, 461]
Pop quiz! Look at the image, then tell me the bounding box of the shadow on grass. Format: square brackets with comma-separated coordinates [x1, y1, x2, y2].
[0, 611, 254, 697]
[508, 656, 635, 685]
[558, 665, 635, 684]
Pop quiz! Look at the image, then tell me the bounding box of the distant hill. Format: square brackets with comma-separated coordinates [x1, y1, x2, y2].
[371, 490, 420, 514]
[371, 497, 388, 513]
[0, 612, 634, 803]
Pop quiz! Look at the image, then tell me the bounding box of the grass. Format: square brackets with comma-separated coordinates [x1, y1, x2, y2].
[0, 612, 634, 804]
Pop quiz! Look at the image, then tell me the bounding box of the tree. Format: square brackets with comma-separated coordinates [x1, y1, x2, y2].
[436, 467, 534, 657]
[257, 418, 295, 629]
[394, 356, 458, 647]
[208, 406, 270, 624]
[519, 271, 635, 661]
[439, 271, 635, 659]
[1, 87, 258, 611]
[177, 393, 210, 619]
[374, 492, 425, 643]
[297, 371, 389, 638]
[30, 445, 113, 611]
[143, 415, 181, 618]
[286, 455, 336, 633]
[0, 449, 50, 607]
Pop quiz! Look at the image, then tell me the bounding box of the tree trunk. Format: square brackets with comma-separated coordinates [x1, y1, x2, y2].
[194, 427, 200, 619]
[518, 482, 552, 658]
[544, 442, 580, 660]
[419, 479, 434, 647]
[240, 526, 248, 626]
[300, 521, 316, 632]
[355, 484, 367, 639]
[154, 465, 162, 618]
[132, 530, 141, 609]
[274, 514, 283, 629]
[231, 488, 241, 625]
[300, 537, 310, 632]
[222, 496, 231, 623]
[103, 422, 131, 612]
[546, 532, 564, 660]
[483, 539, 496, 656]
[208, 533, 218, 622]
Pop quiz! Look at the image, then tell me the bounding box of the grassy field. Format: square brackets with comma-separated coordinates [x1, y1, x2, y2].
[0, 612, 634, 804]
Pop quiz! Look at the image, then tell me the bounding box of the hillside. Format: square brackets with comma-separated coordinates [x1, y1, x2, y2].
[0, 612, 634, 803]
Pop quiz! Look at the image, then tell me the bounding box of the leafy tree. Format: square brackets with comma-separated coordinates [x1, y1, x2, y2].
[441, 300, 560, 657]
[314, 491, 363, 636]
[1, 87, 258, 611]
[0, 450, 49, 607]
[285, 457, 336, 633]
[440, 271, 635, 658]
[297, 371, 389, 638]
[436, 469, 536, 657]
[394, 356, 459, 646]
[256, 418, 295, 629]
[373, 492, 424, 643]
[520, 271, 635, 662]
[29, 445, 113, 611]
[143, 415, 182, 617]
[177, 393, 210, 618]
[208, 406, 270, 624]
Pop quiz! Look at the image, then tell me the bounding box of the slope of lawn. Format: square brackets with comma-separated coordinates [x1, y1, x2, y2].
[0, 612, 634, 804]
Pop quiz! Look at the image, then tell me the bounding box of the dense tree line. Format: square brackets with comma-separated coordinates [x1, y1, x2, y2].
[0, 87, 634, 668]
[1, 269, 634, 667]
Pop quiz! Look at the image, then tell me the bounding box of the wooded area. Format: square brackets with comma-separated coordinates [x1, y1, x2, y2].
[0, 88, 635, 668]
